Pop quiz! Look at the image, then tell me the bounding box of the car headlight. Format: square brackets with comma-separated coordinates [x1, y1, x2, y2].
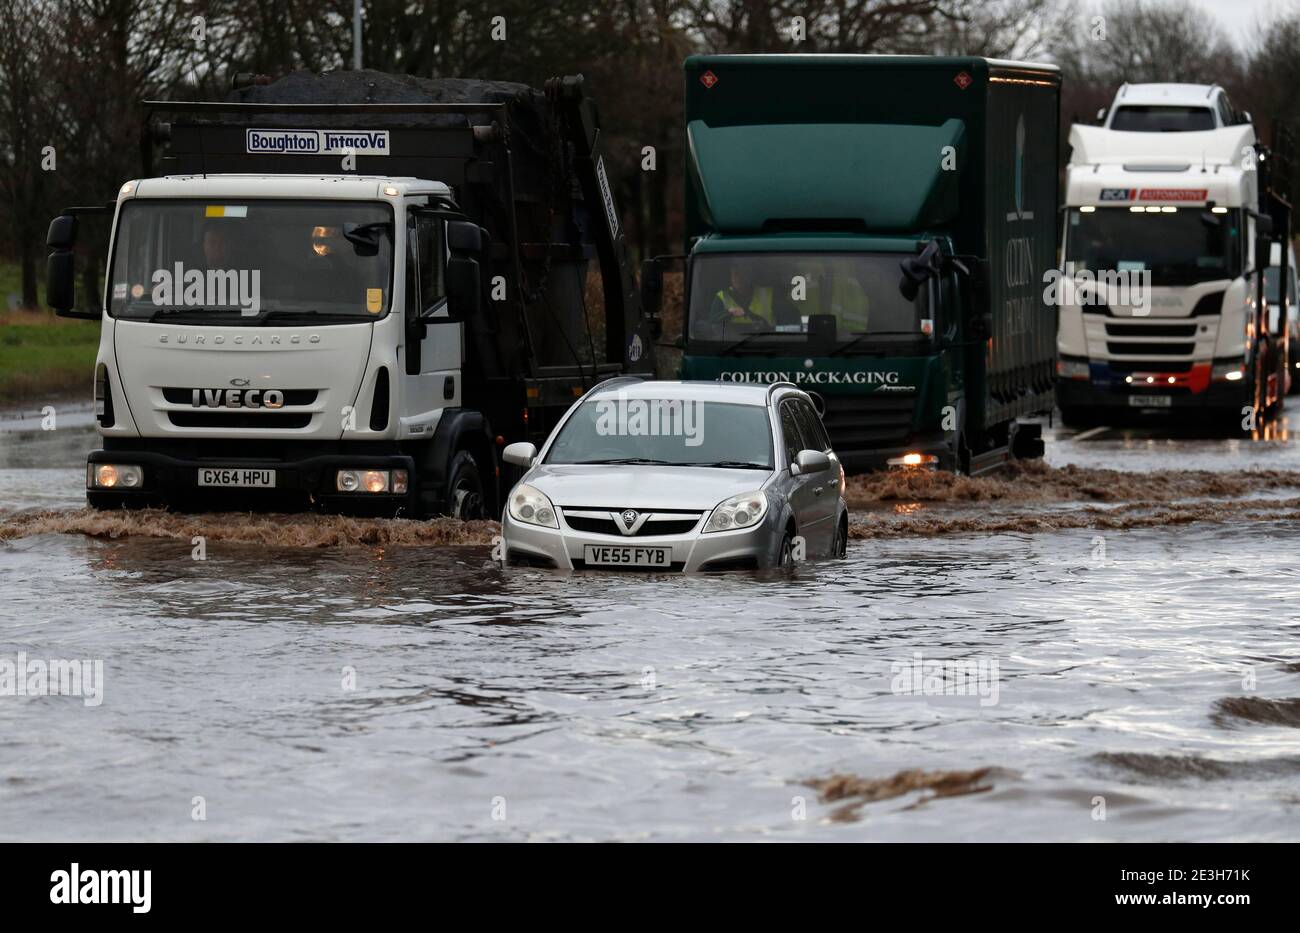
[703, 490, 768, 533]
[508, 483, 557, 528]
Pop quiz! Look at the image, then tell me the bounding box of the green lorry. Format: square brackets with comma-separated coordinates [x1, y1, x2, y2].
[645, 55, 1060, 473]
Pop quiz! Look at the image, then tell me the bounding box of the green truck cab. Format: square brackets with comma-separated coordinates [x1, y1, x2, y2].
[648, 55, 1060, 473]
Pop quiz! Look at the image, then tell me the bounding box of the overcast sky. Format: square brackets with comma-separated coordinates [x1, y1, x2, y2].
[1169, 0, 1297, 46]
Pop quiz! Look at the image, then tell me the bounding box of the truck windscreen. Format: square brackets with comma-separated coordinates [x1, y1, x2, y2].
[1066, 207, 1242, 287]
[108, 199, 394, 323]
[687, 253, 929, 348]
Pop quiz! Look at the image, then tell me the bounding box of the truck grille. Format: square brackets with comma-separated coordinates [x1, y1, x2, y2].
[168, 412, 312, 429]
[161, 388, 319, 405]
[818, 393, 915, 453]
[1106, 341, 1196, 356]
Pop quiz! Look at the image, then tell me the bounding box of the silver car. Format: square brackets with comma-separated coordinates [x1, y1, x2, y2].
[500, 379, 848, 572]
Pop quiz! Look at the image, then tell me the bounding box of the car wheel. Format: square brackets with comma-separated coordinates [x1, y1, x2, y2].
[830, 519, 848, 559]
[777, 530, 795, 567]
[446, 451, 486, 520]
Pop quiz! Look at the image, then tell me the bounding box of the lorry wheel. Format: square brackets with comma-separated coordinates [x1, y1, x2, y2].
[445, 451, 486, 520]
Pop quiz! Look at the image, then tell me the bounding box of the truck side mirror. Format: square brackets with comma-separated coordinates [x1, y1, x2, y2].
[444, 221, 485, 323]
[899, 239, 942, 301]
[446, 256, 481, 322]
[46, 215, 80, 317]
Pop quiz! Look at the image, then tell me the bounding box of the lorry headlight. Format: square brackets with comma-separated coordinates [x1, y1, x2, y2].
[1212, 363, 1245, 382]
[335, 469, 407, 493]
[887, 453, 939, 470]
[508, 483, 557, 528]
[89, 463, 142, 488]
[704, 491, 768, 533]
[1056, 359, 1090, 380]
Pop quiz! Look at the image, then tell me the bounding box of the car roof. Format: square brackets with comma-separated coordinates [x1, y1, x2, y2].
[1114, 84, 1219, 108]
[585, 379, 794, 406]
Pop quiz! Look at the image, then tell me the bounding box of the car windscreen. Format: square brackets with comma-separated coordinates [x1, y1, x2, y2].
[687, 252, 930, 349]
[545, 399, 775, 468]
[1110, 105, 1216, 132]
[108, 199, 394, 323]
[1065, 207, 1242, 286]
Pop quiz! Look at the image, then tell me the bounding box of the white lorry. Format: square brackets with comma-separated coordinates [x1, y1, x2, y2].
[47, 72, 657, 517]
[1056, 91, 1290, 428]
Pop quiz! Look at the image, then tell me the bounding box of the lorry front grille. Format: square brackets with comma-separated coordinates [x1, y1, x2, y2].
[168, 412, 312, 429]
[818, 393, 915, 451]
[1106, 341, 1196, 356]
[1105, 322, 1198, 338]
[161, 387, 319, 405]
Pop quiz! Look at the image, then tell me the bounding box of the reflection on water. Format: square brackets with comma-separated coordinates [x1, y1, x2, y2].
[3, 520, 1300, 841]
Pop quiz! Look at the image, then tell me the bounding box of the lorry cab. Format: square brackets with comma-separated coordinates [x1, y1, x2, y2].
[1099, 83, 1249, 133]
[1056, 118, 1290, 427]
[48, 72, 656, 517]
[657, 54, 1060, 474]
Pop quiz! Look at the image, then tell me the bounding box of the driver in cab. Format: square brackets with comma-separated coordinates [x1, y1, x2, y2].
[708, 263, 773, 334]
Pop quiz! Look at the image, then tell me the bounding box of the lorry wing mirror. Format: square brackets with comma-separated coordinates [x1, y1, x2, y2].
[46, 214, 85, 317]
[1256, 215, 1274, 237]
[899, 239, 942, 301]
[447, 220, 484, 253]
[47, 214, 77, 250]
[446, 256, 482, 322]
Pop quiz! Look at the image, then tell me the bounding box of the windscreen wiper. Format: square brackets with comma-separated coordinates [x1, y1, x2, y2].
[719, 331, 785, 354]
[255, 309, 371, 324]
[828, 331, 927, 357]
[681, 460, 770, 469]
[574, 457, 676, 465]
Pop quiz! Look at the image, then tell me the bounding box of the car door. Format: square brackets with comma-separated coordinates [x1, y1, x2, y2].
[778, 398, 827, 555]
[791, 398, 838, 550]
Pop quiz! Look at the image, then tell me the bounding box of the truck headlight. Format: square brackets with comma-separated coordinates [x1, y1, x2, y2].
[703, 491, 767, 533]
[88, 463, 143, 489]
[1056, 359, 1090, 380]
[508, 483, 558, 528]
[1212, 363, 1245, 382]
[336, 469, 408, 493]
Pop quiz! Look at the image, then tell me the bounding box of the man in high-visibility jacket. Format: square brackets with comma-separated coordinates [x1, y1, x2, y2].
[708, 264, 773, 333]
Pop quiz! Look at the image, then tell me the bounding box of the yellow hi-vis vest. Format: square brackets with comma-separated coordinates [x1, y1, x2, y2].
[716, 285, 773, 322]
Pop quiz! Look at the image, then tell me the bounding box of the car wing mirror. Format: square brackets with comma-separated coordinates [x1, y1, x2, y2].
[503, 442, 537, 468]
[793, 449, 830, 475]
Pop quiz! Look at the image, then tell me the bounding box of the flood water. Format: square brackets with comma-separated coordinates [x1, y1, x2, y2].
[3, 403, 1300, 841]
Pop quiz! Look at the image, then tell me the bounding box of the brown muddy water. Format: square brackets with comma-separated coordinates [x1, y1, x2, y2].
[3, 407, 1300, 841]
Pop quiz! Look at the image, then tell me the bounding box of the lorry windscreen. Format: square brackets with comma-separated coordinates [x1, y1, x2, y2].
[1110, 106, 1216, 132]
[545, 400, 774, 469]
[687, 253, 929, 349]
[1065, 207, 1242, 287]
[108, 199, 394, 323]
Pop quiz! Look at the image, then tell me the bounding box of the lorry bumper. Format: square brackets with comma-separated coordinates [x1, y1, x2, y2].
[85, 445, 416, 515]
[1056, 371, 1247, 417]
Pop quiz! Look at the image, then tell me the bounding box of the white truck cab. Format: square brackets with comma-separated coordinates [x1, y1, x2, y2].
[47, 72, 656, 517]
[1056, 115, 1289, 427]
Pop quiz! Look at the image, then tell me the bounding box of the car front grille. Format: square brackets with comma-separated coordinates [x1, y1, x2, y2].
[561, 509, 703, 537]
